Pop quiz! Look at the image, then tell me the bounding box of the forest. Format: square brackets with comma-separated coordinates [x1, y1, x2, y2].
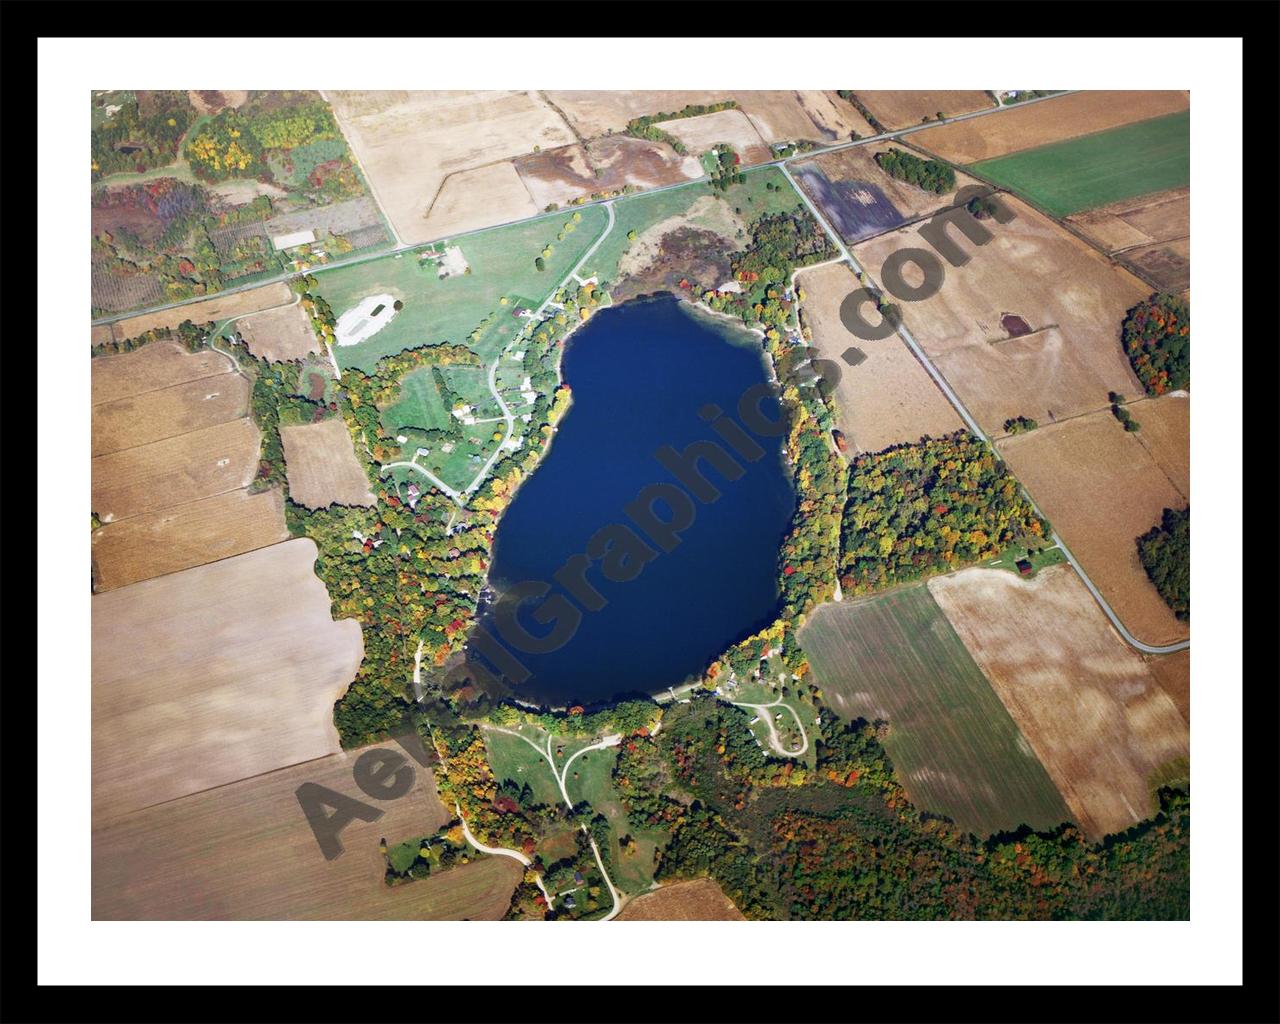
[1137, 506, 1190, 621]
[1121, 293, 1190, 396]
[839, 431, 1049, 594]
[874, 148, 956, 194]
[91, 91, 194, 181]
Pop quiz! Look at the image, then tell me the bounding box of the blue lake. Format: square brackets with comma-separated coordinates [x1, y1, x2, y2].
[476, 295, 795, 706]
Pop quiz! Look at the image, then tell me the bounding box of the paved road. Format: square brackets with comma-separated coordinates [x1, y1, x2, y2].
[778, 164, 1190, 657]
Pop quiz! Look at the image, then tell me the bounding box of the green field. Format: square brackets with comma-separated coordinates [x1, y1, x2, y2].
[483, 729, 563, 807]
[316, 204, 609, 371]
[798, 585, 1070, 837]
[381, 364, 495, 435]
[970, 111, 1189, 217]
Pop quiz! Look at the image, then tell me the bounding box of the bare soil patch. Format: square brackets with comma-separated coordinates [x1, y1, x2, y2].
[187, 90, 248, 116]
[90, 486, 288, 592]
[92, 417, 262, 522]
[92, 372, 250, 456]
[92, 340, 234, 406]
[854, 91, 994, 131]
[996, 401, 1189, 646]
[655, 108, 772, 166]
[326, 90, 574, 245]
[93, 747, 520, 919]
[798, 261, 960, 451]
[110, 281, 293, 342]
[515, 138, 700, 210]
[92, 537, 357, 823]
[928, 565, 1189, 840]
[617, 877, 745, 920]
[852, 195, 1148, 432]
[1118, 238, 1190, 293]
[738, 90, 876, 144]
[281, 419, 377, 509]
[91, 323, 113, 348]
[912, 91, 1190, 163]
[1068, 187, 1190, 292]
[237, 301, 320, 363]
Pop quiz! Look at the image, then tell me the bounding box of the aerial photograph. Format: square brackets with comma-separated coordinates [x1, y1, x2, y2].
[88, 85, 1195, 925]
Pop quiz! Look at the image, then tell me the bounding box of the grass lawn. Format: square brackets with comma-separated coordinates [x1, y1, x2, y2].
[982, 542, 1066, 578]
[799, 584, 1071, 837]
[482, 728, 562, 807]
[970, 111, 1190, 217]
[563, 745, 664, 896]
[316, 204, 609, 371]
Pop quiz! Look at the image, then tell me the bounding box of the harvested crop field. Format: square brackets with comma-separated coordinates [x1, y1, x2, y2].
[911, 90, 1190, 164]
[237, 300, 320, 363]
[928, 565, 1189, 840]
[542, 90, 735, 138]
[423, 159, 537, 239]
[92, 417, 261, 522]
[91, 340, 234, 406]
[325, 90, 575, 245]
[1147, 649, 1190, 725]
[794, 144, 987, 244]
[617, 878, 746, 921]
[109, 281, 293, 342]
[738, 90, 876, 144]
[91, 538, 359, 824]
[800, 588, 1070, 837]
[92, 373, 249, 457]
[797, 261, 960, 451]
[91, 323, 113, 348]
[1066, 187, 1189, 253]
[854, 91, 994, 131]
[996, 400, 1189, 647]
[852, 194, 1149, 432]
[91, 486, 288, 592]
[655, 108, 772, 166]
[93, 749, 522, 920]
[281, 419, 377, 509]
[970, 111, 1189, 218]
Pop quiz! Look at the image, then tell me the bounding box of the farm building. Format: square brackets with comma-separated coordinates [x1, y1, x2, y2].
[272, 229, 317, 251]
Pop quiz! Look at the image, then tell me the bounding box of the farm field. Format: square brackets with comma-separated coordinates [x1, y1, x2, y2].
[737, 91, 876, 145]
[91, 486, 288, 591]
[92, 372, 250, 456]
[91, 417, 261, 522]
[542, 90, 736, 137]
[911, 90, 1190, 164]
[1147, 649, 1191, 725]
[314, 203, 608, 371]
[799, 587, 1071, 837]
[797, 262, 961, 452]
[1067, 187, 1190, 293]
[325, 90, 576, 245]
[853, 90, 994, 130]
[424, 160, 538, 240]
[107, 281, 293, 341]
[236, 300, 319, 363]
[91, 339, 234, 406]
[793, 144, 987, 244]
[996, 398, 1190, 646]
[93, 748, 521, 920]
[617, 877, 745, 920]
[654, 108, 773, 167]
[928, 565, 1189, 840]
[970, 112, 1190, 218]
[852, 194, 1149, 433]
[280, 419, 376, 509]
[91, 538, 359, 823]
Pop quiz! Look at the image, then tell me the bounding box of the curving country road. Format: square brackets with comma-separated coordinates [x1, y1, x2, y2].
[778, 162, 1190, 658]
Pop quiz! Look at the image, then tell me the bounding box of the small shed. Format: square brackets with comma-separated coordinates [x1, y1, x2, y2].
[1015, 558, 1033, 576]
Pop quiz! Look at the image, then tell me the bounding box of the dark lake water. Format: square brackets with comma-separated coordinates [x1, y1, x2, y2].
[476, 295, 795, 706]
